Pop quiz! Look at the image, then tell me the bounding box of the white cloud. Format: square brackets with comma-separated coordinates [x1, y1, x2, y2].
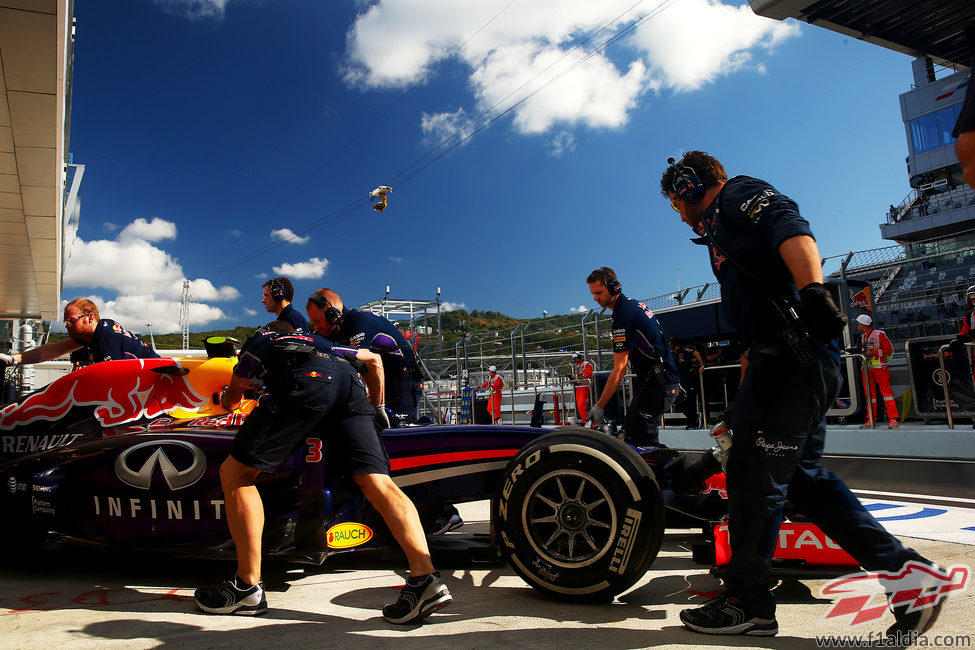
[271, 228, 310, 245]
[182, 278, 240, 301]
[119, 217, 177, 243]
[63, 217, 240, 332]
[345, 0, 798, 136]
[628, 0, 798, 92]
[58, 294, 228, 335]
[243, 307, 258, 317]
[421, 108, 477, 148]
[388, 256, 404, 264]
[273, 257, 329, 280]
[548, 131, 575, 158]
[441, 301, 468, 312]
[154, 0, 229, 20]
[569, 304, 591, 313]
[103, 222, 119, 232]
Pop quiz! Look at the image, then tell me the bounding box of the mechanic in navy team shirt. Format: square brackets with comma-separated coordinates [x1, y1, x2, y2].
[661, 151, 944, 640]
[953, 24, 975, 190]
[261, 276, 308, 332]
[0, 298, 158, 369]
[307, 288, 423, 428]
[194, 322, 451, 622]
[586, 267, 680, 447]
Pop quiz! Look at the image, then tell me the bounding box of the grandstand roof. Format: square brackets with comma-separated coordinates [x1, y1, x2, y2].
[748, 0, 975, 70]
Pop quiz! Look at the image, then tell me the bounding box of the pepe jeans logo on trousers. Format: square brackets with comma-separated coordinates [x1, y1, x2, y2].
[754, 435, 799, 457]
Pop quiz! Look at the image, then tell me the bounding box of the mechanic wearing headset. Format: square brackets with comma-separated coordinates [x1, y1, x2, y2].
[307, 288, 422, 428]
[261, 276, 308, 332]
[586, 266, 680, 448]
[661, 151, 945, 640]
[0, 298, 158, 368]
[195, 322, 451, 623]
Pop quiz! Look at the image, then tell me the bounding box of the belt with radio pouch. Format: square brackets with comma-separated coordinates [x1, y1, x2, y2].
[274, 340, 369, 376]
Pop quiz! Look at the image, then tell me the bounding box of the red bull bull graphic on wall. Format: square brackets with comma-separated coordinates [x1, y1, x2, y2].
[846, 280, 873, 332]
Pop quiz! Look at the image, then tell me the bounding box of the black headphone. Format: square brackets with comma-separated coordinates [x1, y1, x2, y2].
[606, 275, 622, 296]
[308, 293, 343, 325]
[269, 278, 286, 302]
[667, 156, 706, 204]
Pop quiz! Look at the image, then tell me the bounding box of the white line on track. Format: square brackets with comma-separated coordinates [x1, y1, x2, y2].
[852, 489, 975, 505]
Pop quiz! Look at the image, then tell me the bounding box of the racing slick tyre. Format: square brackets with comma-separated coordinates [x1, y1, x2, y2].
[495, 427, 664, 602]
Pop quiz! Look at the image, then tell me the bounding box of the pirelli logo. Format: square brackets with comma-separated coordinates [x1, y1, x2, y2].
[609, 508, 642, 574]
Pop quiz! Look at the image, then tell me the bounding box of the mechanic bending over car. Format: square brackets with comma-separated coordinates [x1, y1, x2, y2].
[0, 298, 158, 369]
[195, 322, 452, 623]
[661, 151, 947, 641]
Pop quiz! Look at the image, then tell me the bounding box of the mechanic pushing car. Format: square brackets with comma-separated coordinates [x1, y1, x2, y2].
[0, 298, 158, 368]
[586, 267, 680, 447]
[194, 322, 452, 623]
[307, 288, 423, 428]
[661, 151, 947, 640]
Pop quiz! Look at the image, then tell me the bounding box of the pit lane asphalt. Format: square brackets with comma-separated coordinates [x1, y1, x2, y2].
[1, 500, 973, 650]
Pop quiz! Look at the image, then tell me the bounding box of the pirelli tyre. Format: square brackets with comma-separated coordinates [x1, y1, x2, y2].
[495, 427, 664, 602]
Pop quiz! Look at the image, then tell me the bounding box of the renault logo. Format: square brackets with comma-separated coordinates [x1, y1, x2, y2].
[115, 440, 206, 491]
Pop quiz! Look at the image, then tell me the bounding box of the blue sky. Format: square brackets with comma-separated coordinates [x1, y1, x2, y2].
[64, 0, 916, 333]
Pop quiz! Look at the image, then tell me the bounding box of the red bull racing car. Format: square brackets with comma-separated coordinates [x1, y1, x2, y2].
[0, 355, 857, 602]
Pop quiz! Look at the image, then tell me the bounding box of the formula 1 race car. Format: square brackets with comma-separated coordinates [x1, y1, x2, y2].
[0, 355, 858, 602]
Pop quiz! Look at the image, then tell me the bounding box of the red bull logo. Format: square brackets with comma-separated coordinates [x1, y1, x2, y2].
[850, 287, 872, 309]
[0, 358, 214, 431]
[820, 561, 969, 627]
[701, 473, 727, 499]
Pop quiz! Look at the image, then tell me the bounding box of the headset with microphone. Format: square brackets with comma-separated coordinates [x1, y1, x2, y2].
[269, 278, 286, 302]
[606, 275, 622, 296]
[667, 156, 706, 204]
[308, 293, 343, 326]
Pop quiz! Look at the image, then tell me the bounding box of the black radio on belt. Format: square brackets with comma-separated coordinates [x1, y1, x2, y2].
[772, 303, 817, 366]
[651, 360, 670, 385]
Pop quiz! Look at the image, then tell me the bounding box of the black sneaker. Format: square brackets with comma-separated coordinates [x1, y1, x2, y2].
[194, 577, 267, 616]
[679, 592, 778, 636]
[382, 571, 452, 624]
[428, 506, 464, 536]
[886, 592, 947, 646]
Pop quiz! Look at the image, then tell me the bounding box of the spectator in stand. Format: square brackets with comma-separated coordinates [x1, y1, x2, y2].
[479, 366, 505, 424]
[853, 315, 899, 429]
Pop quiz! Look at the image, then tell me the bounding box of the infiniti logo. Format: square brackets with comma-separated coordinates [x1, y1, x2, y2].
[115, 440, 206, 491]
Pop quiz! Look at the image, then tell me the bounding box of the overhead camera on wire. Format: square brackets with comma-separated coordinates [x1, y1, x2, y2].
[370, 185, 393, 212]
